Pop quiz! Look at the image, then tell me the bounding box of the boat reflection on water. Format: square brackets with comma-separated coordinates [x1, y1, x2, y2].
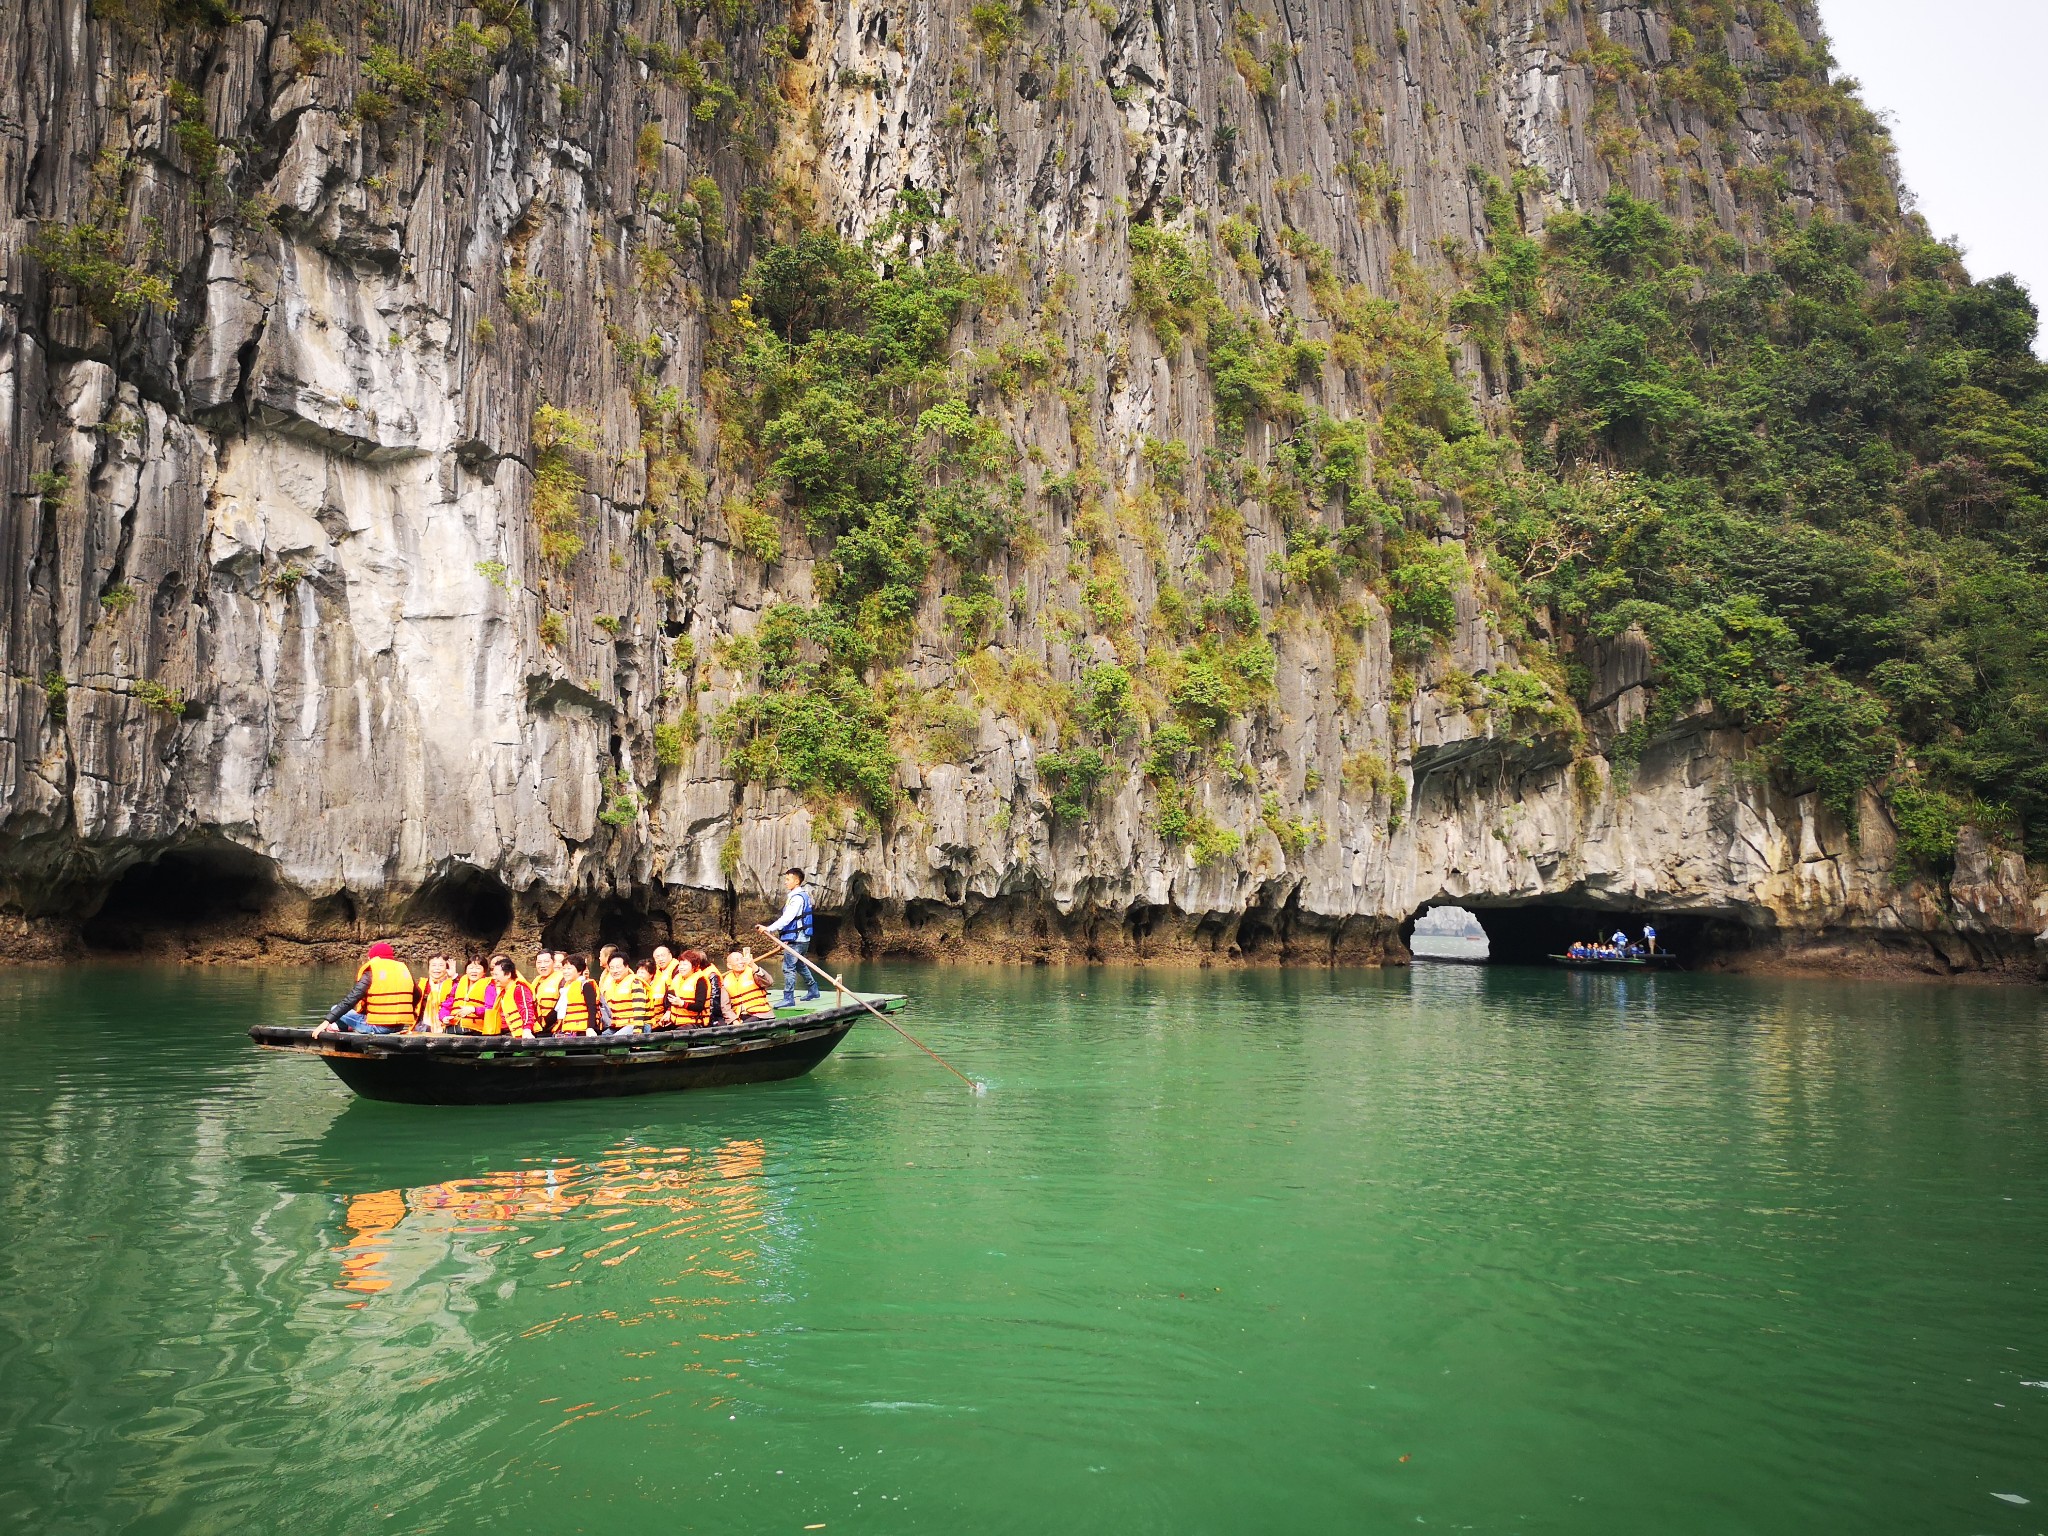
[328, 1139, 775, 1301]
[1560, 966, 1660, 1018]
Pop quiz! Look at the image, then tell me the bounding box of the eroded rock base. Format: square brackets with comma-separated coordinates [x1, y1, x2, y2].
[8, 882, 2039, 982]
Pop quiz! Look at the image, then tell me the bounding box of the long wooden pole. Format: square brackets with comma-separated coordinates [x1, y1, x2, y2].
[753, 926, 983, 1093]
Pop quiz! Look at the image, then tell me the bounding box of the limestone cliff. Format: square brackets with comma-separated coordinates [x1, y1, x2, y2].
[2, 0, 2041, 975]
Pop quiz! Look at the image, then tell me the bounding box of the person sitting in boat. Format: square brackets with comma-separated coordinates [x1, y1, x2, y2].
[720, 948, 777, 1021]
[443, 956, 538, 1038]
[443, 964, 495, 1036]
[600, 953, 652, 1034]
[317, 942, 418, 1036]
[648, 945, 680, 1027]
[442, 957, 492, 1031]
[668, 948, 719, 1028]
[553, 954, 602, 1035]
[416, 955, 456, 1032]
[531, 950, 562, 1024]
[489, 955, 542, 1037]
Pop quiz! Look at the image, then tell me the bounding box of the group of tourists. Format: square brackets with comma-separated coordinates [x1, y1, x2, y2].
[314, 869, 823, 1039]
[1566, 925, 1659, 961]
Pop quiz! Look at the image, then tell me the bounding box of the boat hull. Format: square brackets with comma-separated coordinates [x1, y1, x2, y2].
[1549, 955, 1682, 971]
[250, 998, 899, 1105]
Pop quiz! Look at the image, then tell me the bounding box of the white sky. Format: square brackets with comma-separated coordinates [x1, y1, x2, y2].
[1816, 0, 2048, 347]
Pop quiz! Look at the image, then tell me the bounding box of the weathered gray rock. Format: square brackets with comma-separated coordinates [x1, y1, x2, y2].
[0, 0, 2038, 976]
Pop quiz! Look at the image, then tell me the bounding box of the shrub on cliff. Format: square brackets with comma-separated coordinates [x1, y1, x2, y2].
[705, 205, 1025, 818]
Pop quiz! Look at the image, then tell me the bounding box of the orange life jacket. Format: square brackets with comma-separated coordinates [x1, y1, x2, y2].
[722, 964, 773, 1018]
[648, 960, 680, 1024]
[671, 968, 715, 1027]
[476, 978, 522, 1036]
[485, 977, 538, 1036]
[600, 971, 650, 1032]
[423, 976, 456, 1026]
[532, 970, 563, 1019]
[557, 976, 599, 1034]
[447, 974, 492, 1029]
[357, 957, 418, 1030]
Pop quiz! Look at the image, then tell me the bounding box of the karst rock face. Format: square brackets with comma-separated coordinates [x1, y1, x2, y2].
[1, 0, 2040, 973]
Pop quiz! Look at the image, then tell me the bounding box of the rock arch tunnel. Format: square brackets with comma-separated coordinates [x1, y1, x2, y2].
[1402, 901, 1757, 968]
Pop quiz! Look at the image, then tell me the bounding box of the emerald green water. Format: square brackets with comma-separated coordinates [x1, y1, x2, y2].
[2, 962, 2044, 1534]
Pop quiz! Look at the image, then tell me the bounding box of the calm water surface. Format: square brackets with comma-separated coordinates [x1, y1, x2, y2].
[1, 962, 2044, 1534]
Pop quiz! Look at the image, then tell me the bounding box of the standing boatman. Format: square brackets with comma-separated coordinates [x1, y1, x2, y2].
[1644, 923, 1658, 955]
[763, 867, 821, 1008]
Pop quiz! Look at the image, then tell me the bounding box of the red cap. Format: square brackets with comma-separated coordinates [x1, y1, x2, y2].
[365, 941, 397, 961]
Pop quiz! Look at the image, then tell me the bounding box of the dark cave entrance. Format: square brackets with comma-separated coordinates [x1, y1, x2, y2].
[813, 874, 882, 960]
[540, 892, 672, 959]
[81, 844, 279, 951]
[1402, 901, 1754, 969]
[405, 864, 515, 951]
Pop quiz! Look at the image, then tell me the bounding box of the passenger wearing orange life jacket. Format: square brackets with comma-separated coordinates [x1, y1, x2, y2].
[442, 958, 492, 1032]
[319, 943, 417, 1035]
[668, 948, 718, 1028]
[419, 955, 457, 1032]
[531, 951, 562, 1023]
[456, 961, 514, 1038]
[600, 954, 652, 1034]
[487, 955, 541, 1036]
[647, 945, 680, 1028]
[552, 954, 602, 1035]
[719, 948, 776, 1022]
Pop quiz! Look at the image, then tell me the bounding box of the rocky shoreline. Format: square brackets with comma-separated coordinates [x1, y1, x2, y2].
[7, 886, 2038, 982]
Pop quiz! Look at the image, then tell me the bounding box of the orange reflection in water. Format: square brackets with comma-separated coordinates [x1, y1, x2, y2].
[336, 1189, 407, 1293]
[331, 1139, 770, 1299]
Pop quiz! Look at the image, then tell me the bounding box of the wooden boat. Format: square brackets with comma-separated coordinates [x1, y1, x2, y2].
[1549, 953, 1682, 971]
[249, 992, 907, 1106]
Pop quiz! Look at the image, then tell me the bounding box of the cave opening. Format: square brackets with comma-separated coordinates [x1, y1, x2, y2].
[540, 893, 670, 959]
[1402, 902, 1754, 969]
[819, 874, 882, 959]
[81, 844, 279, 951]
[1234, 905, 1278, 958]
[406, 864, 515, 949]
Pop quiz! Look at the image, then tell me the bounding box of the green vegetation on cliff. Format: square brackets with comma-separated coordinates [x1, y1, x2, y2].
[1486, 194, 2048, 859]
[705, 191, 2047, 864]
[706, 204, 1012, 819]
